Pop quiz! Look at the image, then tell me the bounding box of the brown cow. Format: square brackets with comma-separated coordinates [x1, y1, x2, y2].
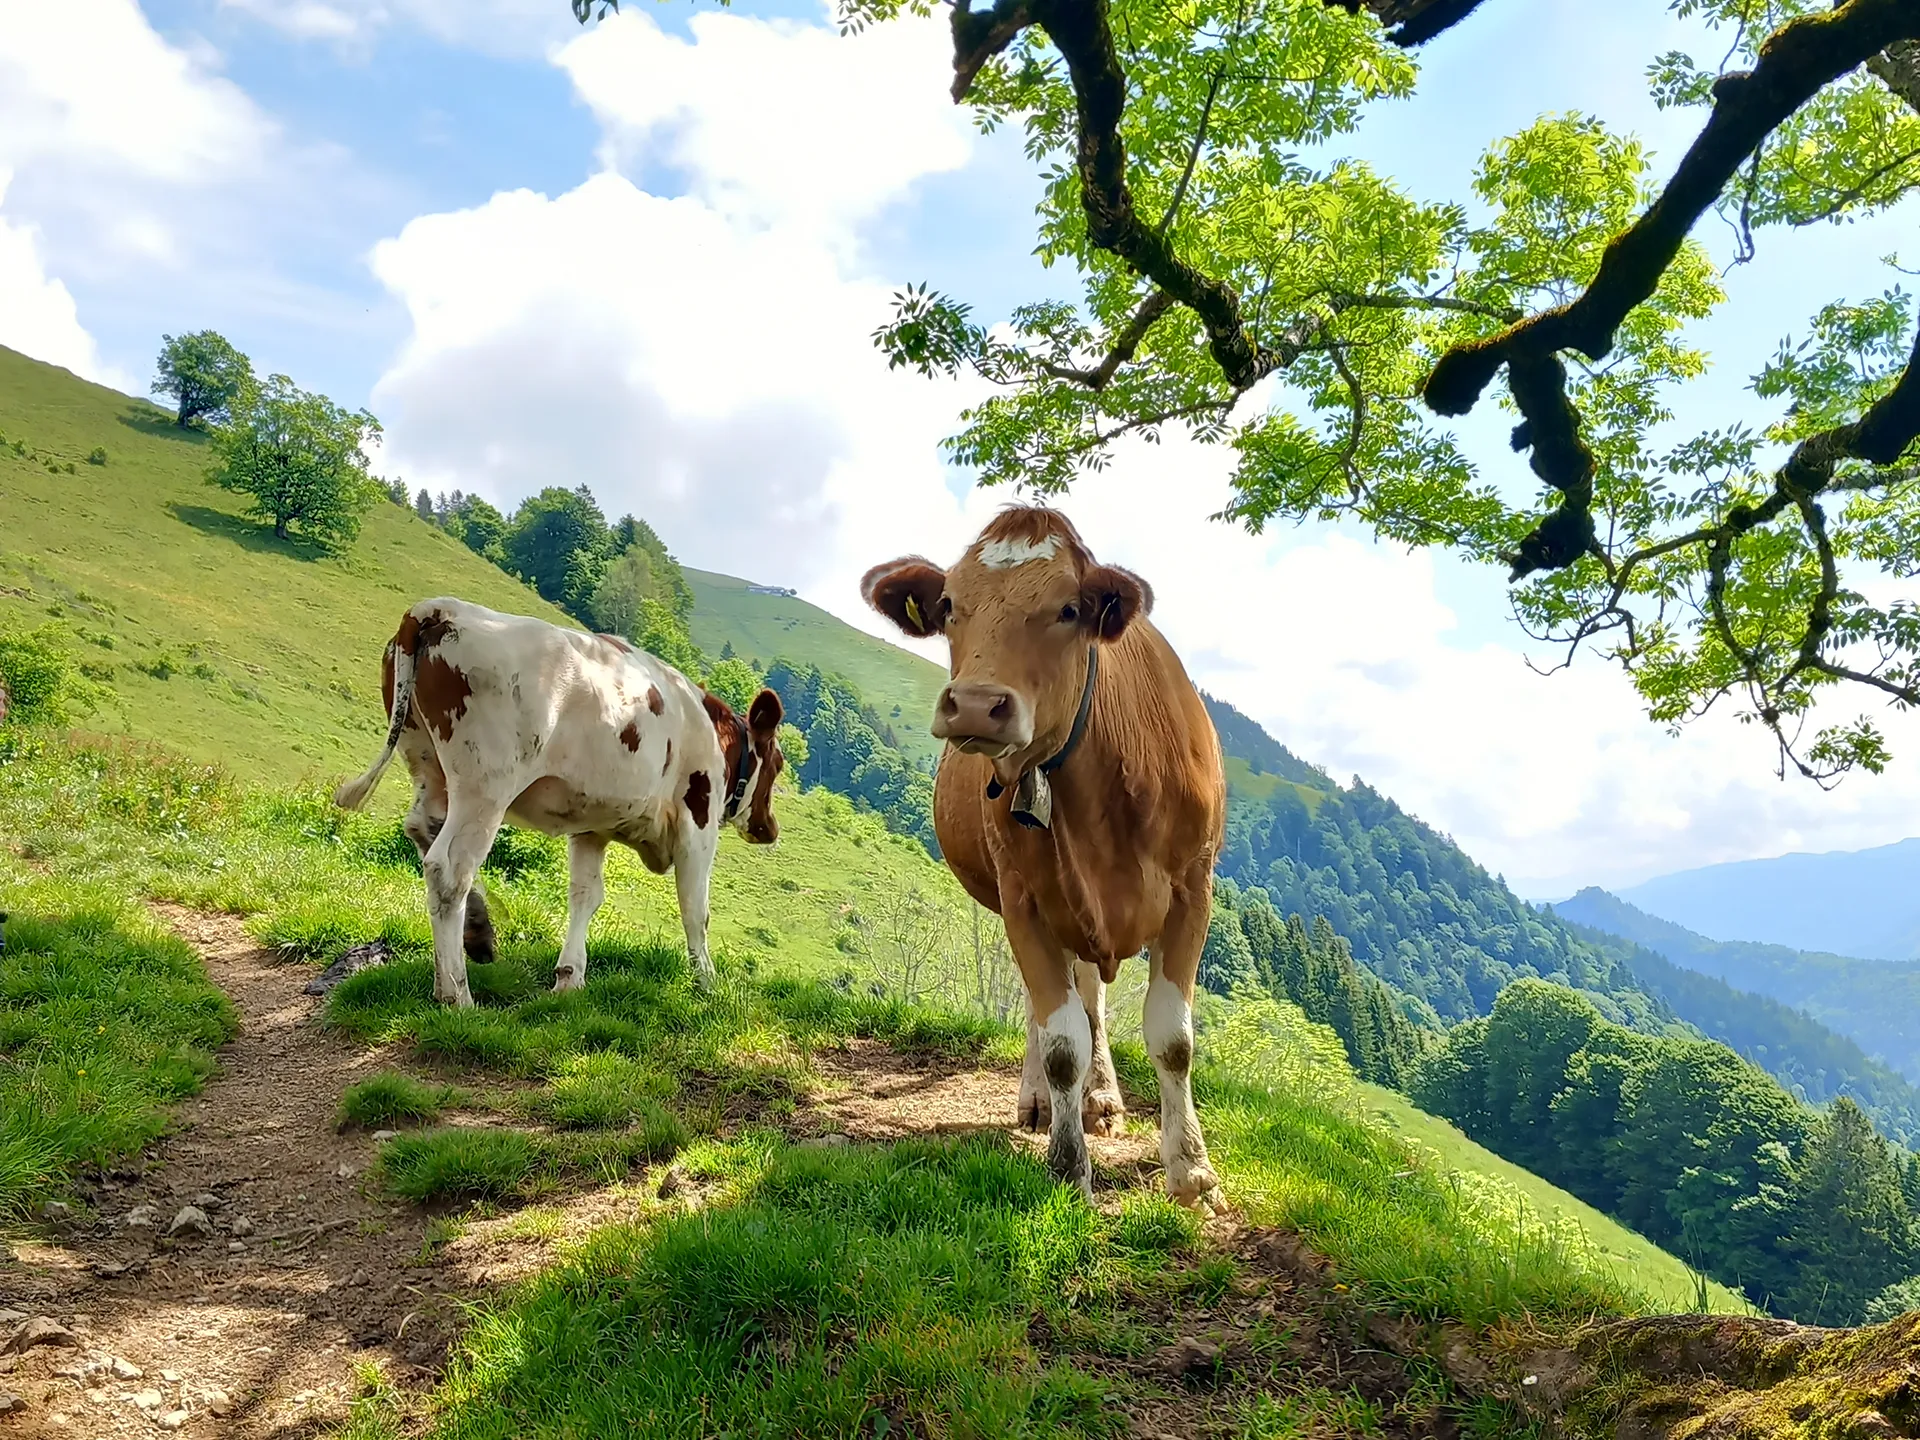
[862, 506, 1226, 1210]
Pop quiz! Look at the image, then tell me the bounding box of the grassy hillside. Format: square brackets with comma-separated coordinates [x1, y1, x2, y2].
[0, 344, 572, 783]
[685, 565, 946, 767]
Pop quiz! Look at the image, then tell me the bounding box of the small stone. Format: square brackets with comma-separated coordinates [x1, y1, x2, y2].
[93, 1261, 127, 1278]
[0, 1392, 23, 1415]
[227, 1241, 246, 1254]
[159, 1409, 190, 1430]
[85, 1388, 108, 1404]
[124, 1205, 159, 1229]
[4, 1317, 79, 1354]
[192, 1192, 221, 1210]
[160, 1369, 182, 1383]
[371, 1130, 398, 1142]
[111, 1357, 142, 1380]
[799, 1133, 850, 1149]
[228, 1216, 254, 1237]
[334, 1162, 358, 1179]
[167, 1206, 214, 1239]
[0, 1311, 24, 1328]
[41, 1201, 72, 1223]
[203, 1388, 233, 1417]
[129, 1388, 164, 1411]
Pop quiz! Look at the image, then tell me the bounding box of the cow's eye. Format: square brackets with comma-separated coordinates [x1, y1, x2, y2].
[1058, 603, 1079, 624]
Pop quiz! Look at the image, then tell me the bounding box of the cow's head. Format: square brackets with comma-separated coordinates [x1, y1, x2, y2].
[861, 507, 1150, 785]
[704, 688, 787, 844]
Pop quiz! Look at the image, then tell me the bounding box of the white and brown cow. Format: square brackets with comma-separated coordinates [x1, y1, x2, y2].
[862, 507, 1227, 1210]
[334, 597, 784, 1007]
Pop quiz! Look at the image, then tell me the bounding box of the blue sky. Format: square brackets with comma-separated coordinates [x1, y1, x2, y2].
[3, 0, 1917, 894]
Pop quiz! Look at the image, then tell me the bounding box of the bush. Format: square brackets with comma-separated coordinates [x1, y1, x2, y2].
[0, 624, 81, 726]
[1866, 1275, 1920, 1324]
[86, 447, 107, 466]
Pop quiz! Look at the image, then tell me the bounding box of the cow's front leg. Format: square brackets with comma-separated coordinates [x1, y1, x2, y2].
[554, 834, 608, 992]
[1017, 992, 1049, 1131]
[671, 815, 719, 991]
[422, 799, 504, 1009]
[1006, 899, 1091, 1198]
[1144, 866, 1224, 1213]
[1076, 958, 1125, 1136]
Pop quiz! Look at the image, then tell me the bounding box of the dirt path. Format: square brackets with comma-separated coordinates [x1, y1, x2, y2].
[1, 908, 468, 1439]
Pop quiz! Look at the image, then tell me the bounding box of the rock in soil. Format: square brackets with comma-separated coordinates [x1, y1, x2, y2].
[0, 1391, 24, 1415]
[41, 1200, 72, 1223]
[111, 1357, 143, 1379]
[123, 1203, 159, 1229]
[4, 1317, 79, 1354]
[168, 1204, 215, 1239]
[229, 1215, 255, 1236]
[159, 1409, 191, 1430]
[304, 938, 392, 996]
[204, 1387, 234, 1417]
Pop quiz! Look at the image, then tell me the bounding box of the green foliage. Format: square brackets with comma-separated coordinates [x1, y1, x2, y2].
[635, 596, 703, 676]
[767, 658, 937, 852]
[441, 492, 509, 563]
[703, 655, 763, 714]
[1864, 1273, 1920, 1325]
[0, 889, 236, 1215]
[0, 623, 82, 727]
[380, 1127, 540, 1202]
[874, 0, 1920, 776]
[337, 1071, 460, 1130]
[207, 374, 383, 547]
[503, 485, 612, 610]
[1412, 981, 1920, 1322]
[152, 330, 253, 429]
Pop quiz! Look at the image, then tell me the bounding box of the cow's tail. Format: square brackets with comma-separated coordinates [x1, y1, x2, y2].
[334, 630, 421, 811]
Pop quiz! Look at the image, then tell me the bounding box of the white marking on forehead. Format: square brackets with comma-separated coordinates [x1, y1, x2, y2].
[976, 535, 1061, 569]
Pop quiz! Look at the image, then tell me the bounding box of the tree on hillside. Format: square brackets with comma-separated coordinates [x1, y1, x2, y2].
[206, 376, 382, 546]
[587, 0, 1915, 782]
[445, 494, 508, 562]
[504, 486, 612, 610]
[152, 331, 253, 429]
[588, 547, 660, 638]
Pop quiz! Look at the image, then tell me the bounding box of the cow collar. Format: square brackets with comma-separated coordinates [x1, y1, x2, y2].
[724, 739, 758, 823]
[985, 644, 1098, 830]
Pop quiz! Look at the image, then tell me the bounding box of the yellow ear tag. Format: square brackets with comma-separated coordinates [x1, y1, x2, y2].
[905, 595, 925, 630]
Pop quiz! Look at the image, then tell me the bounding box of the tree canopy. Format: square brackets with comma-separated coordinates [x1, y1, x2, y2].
[649, 0, 1916, 783]
[206, 375, 383, 547]
[153, 331, 254, 430]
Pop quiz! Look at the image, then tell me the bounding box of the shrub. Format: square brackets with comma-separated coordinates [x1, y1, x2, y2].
[86, 447, 107, 466]
[0, 624, 79, 726]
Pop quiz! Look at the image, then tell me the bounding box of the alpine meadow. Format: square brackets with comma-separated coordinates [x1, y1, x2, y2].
[4, 0, 1920, 1436]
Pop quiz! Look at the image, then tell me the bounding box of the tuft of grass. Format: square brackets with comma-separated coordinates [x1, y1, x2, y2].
[380, 1128, 540, 1203]
[338, 1071, 460, 1130]
[0, 888, 236, 1215]
[528, 1053, 675, 1130]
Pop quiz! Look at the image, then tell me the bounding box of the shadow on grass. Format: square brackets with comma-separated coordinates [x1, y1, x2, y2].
[166, 502, 331, 562]
[116, 404, 206, 441]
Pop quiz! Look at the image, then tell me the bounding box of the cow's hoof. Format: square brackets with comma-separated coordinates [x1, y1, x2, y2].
[1018, 1093, 1051, 1132]
[552, 966, 585, 993]
[437, 989, 476, 1010]
[1168, 1163, 1226, 1215]
[1082, 1089, 1126, 1137]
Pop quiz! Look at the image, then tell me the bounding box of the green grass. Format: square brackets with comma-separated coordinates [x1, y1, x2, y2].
[0, 878, 236, 1215]
[1350, 1082, 1749, 1315]
[0, 344, 578, 783]
[685, 566, 947, 767]
[338, 1071, 462, 1130]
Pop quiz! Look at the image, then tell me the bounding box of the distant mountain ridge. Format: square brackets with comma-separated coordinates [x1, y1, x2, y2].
[1554, 886, 1920, 1086]
[1618, 837, 1920, 962]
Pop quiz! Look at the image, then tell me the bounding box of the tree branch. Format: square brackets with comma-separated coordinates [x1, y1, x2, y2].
[1869, 37, 1920, 114]
[951, 0, 1037, 102]
[1040, 290, 1175, 389]
[1422, 0, 1920, 580]
[1322, 0, 1498, 46]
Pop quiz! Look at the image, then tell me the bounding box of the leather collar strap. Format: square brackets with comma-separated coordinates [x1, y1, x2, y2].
[986, 644, 1098, 803]
[724, 743, 757, 822]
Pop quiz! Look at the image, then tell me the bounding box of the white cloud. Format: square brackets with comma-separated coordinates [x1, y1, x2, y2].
[369, 5, 975, 587]
[556, 8, 971, 236]
[218, 0, 580, 58]
[0, 0, 268, 185]
[0, 172, 131, 391]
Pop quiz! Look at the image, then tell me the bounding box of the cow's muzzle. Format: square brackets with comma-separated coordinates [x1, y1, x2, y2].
[932, 682, 1033, 756]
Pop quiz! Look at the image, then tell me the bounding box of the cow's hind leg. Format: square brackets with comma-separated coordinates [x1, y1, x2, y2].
[403, 748, 496, 964]
[1005, 894, 1091, 1198]
[1077, 959, 1125, 1136]
[1143, 864, 1224, 1213]
[554, 834, 609, 993]
[672, 817, 719, 991]
[1018, 991, 1049, 1132]
[422, 793, 505, 1009]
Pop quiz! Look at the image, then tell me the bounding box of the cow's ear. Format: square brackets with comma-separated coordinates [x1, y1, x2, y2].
[861, 558, 947, 639]
[1080, 564, 1152, 643]
[747, 688, 783, 738]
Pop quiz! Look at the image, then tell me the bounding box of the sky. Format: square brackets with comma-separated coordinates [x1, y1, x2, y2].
[2, 0, 1917, 898]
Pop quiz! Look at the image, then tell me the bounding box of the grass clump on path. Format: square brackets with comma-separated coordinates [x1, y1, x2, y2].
[0, 877, 235, 1215]
[338, 1071, 461, 1130]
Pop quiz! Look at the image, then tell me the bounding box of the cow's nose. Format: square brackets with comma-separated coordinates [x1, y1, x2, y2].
[932, 682, 1034, 753]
